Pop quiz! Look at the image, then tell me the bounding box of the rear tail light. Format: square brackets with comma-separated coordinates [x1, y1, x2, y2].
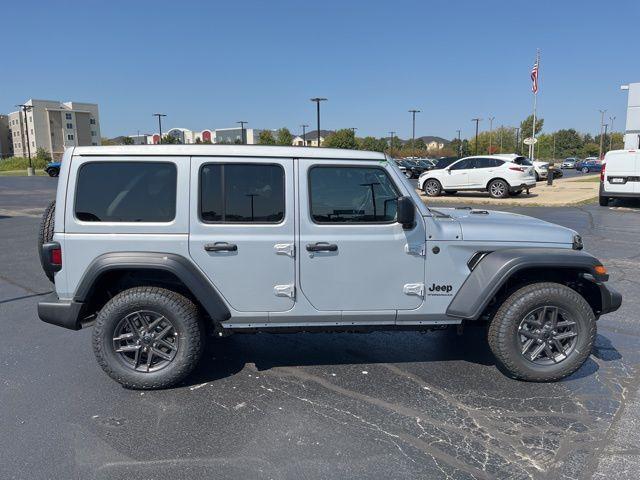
[51, 247, 62, 266]
[600, 163, 606, 182]
[509, 166, 525, 172]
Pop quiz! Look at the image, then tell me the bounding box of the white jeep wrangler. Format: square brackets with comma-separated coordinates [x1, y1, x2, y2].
[38, 145, 621, 389]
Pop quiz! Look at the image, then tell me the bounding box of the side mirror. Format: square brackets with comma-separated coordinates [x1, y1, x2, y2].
[397, 196, 416, 229]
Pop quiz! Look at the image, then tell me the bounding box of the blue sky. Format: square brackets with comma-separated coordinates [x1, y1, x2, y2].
[2, 0, 638, 140]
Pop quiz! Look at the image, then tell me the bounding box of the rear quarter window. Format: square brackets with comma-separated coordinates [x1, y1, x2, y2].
[74, 162, 177, 222]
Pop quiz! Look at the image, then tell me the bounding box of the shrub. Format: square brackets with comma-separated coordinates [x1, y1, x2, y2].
[0, 155, 50, 171]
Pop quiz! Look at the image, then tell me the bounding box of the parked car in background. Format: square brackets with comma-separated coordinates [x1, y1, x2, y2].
[599, 149, 640, 206]
[418, 154, 536, 198]
[405, 159, 436, 178]
[580, 159, 603, 173]
[433, 157, 459, 169]
[498, 154, 549, 181]
[562, 158, 577, 169]
[44, 162, 61, 177]
[576, 157, 598, 170]
[391, 159, 410, 178]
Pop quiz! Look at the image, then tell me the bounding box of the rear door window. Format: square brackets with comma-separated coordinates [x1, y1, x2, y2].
[75, 162, 177, 222]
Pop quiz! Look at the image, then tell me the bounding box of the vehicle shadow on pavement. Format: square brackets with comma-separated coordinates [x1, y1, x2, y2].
[185, 327, 499, 387]
[592, 333, 623, 362]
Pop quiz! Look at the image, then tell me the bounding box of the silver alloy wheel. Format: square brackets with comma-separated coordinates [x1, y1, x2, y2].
[424, 180, 440, 196]
[518, 306, 578, 365]
[490, 181, 506, 197]
[112, 310, 178, 372]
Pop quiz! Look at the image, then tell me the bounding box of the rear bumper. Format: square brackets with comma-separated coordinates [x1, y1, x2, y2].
[600, 183, 640, 198]
[38, 293, 84, 330]
[598, 283, 622, 316]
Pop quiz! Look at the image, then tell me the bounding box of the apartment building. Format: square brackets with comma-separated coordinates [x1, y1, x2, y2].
[8, 99, 101, 160]
[0, 114, 13, 158]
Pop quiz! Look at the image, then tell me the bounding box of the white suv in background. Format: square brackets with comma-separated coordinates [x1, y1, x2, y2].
[599, 149, 640, 206]
[418, 155, 536, 198]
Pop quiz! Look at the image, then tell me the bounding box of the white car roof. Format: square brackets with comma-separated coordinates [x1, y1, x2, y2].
[71, 145, 387, 161]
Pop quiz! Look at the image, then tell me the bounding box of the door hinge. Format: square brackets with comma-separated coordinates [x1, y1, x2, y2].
[274, 284, 295, 299]
[274, 243, 295, 257]
[405, 243, 426, 256]
[403, 283, 425, 298]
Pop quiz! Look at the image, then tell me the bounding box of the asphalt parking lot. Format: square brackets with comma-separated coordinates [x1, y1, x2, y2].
[2, 176, 640, 479]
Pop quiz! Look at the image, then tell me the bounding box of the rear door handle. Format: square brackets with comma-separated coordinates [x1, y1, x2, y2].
[204, 242, 238, 252]
[306, 242, 338, 252]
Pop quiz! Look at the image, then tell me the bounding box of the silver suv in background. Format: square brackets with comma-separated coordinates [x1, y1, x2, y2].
[37, 145, 620, 389]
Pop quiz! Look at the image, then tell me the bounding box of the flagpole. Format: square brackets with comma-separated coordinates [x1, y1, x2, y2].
[530, 49, 539, 160]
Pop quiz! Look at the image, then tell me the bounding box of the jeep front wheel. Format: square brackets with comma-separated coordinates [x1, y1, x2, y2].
[93, 287, 205, 389]
[423, 179, 442, 197]
[488, 282, 596, 382]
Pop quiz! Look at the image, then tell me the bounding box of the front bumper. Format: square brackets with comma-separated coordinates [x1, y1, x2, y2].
[38, 293, 85, 330]
[598, 283, 622, 316]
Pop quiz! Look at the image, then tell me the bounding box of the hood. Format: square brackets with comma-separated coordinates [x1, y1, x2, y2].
[432, 208, 577, 244]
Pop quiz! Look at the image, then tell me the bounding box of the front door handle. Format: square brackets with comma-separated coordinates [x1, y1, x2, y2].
[306, 242, 338, 252]
[204, 242, 238, 252]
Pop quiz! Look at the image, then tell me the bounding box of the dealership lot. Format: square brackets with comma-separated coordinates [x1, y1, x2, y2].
[1, 176, 640, 479]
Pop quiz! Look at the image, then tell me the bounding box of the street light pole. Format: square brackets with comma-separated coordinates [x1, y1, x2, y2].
[236, 121, 247, 144]
[609, 116, 616, 151]
[349, 127, 357, 137]
[471, 118, 482, 155]
[603, 123, 609, 154]
[488, 116, 495, 154]
[152, 113, 166, 144]
[310, 98, 327, 147]
[408, 109, 420, 146]
[456, 129, 461, 158]
[16, 104, 35, 175]
[598, 109, 607, 160]
[301, 124, 309, 146]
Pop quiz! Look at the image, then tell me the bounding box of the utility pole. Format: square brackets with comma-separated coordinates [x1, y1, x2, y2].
[16, 104, 35, 175]
[603, 124, 609, 154]
[456, 129, 462, 158]
[349, 127, 357, 137]
[152, 113, 166, 144]
[515, 127, 520, 155]
[499, 125, 504, 153]
[598, 109, 607, 160]
[408, 109, 420, 146]
[300, 124, 309, 146]
[488, 116, 495, 154]
[310, 98, 327, 147]
[236, 121, 247, 144]
[609, 116, 616, 151]
[471, 118, 482, 155]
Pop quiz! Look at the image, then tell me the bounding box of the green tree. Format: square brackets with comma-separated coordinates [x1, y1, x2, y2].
[581, 142, 600, 157]
[258, 130, 276, 145]
[35, 147, 52, 163]
[122, 136, 134, 145]
[161, 135, 179, 144]
[323, 129, 358, 149]
[520, 115, 544, 140]
[101, 137, 117, 146]
[550, 129, 583, 159]
[276, 128, 293, 146]
[358, 136, 386, 152]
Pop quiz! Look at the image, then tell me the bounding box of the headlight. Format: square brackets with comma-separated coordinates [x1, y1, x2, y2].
[572, 235, 583, 250]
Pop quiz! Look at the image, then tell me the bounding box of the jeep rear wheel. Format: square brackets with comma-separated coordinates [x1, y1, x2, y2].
[93, 287, 205, 389]
[423, 179, 442, 197]
[488, 179, 509, 198]
[488, 282, 596, 382]
[37, 200, 56, 282]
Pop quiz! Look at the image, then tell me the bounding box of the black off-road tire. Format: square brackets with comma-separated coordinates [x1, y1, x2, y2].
[488, 282, 596, 382]
[38, 200, 56, 282]
[423, 179, 442, 197]
[488, 179, 510, 199]
[93, 287, 205, 389]
[599, 195, 609, 206]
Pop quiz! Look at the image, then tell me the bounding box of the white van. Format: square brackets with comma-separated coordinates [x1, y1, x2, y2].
[599, 150, 640, 206]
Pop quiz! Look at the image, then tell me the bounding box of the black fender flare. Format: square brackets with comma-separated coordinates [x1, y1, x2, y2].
[74, 252, 231, 322]
[446, 248, 606, 320]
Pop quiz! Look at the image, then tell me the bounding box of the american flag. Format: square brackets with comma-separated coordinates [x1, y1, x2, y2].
[531, 58, 539, 94]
